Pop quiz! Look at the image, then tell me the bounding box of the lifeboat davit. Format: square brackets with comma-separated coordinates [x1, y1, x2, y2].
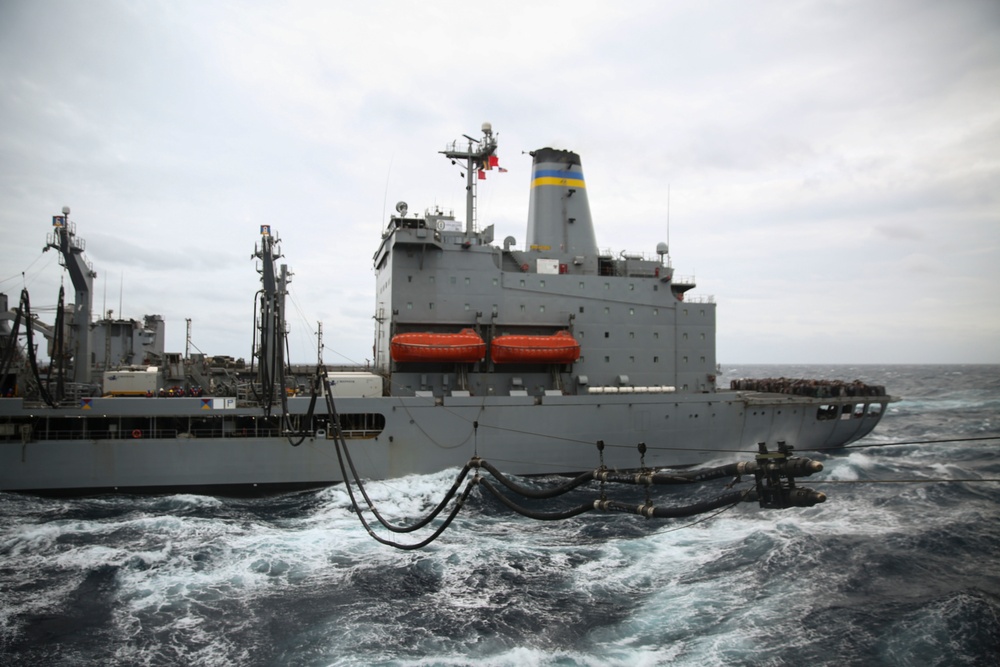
[390, 329, 486, 363]
[491, 330, 581, 364]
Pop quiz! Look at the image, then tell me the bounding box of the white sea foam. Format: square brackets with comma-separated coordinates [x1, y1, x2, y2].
[2, 366, 998, 666]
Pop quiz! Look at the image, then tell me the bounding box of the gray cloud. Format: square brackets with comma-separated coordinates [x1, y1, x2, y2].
[2, 0, 998, 364]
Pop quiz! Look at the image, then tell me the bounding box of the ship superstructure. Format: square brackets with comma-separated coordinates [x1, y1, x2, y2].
[376, 129, 713, 401]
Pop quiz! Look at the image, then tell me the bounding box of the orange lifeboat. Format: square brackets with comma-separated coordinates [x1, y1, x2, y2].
[390, 329, 486, 363]
[491, 330, 581, 364]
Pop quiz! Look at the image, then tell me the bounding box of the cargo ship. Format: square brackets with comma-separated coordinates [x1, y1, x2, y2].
[0, 123, 892, 494]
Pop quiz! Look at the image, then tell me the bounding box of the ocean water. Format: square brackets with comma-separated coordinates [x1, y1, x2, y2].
[1, 365, 998, 666]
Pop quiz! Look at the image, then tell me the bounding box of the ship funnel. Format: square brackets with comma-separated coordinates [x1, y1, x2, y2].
[526, 148, 598, 256]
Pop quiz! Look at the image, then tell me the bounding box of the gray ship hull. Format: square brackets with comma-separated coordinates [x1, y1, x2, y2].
[0, 391, 887, 494]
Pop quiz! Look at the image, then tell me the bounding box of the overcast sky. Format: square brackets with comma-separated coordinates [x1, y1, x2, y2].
[1, 0, 998, 366]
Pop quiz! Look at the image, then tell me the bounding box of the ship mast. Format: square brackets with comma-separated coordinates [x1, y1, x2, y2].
[253, 225, 288, 405]
[43, 206, 96, 384]
[440, 122, 497, 234]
